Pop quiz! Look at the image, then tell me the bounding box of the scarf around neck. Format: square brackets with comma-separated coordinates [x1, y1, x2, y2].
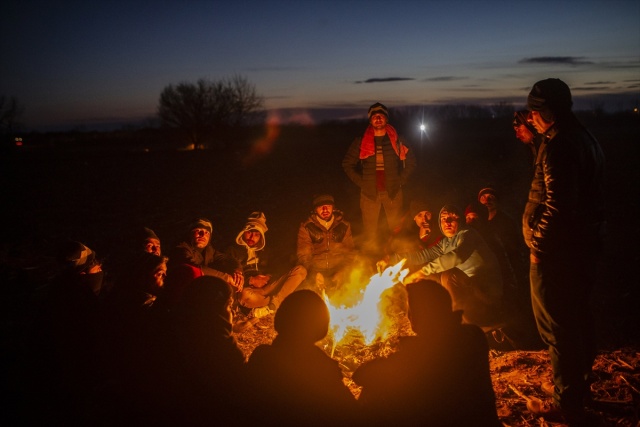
[359, 124, 408, 160]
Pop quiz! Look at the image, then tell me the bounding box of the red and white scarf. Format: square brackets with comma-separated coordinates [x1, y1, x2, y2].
[359, 124, 408, 160]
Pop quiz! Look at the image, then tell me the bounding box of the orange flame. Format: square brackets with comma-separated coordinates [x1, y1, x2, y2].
[326, 260, 408, 346]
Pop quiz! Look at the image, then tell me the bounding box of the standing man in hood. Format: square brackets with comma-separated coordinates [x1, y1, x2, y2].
[522, 78, 606, 422]
[342, 102, 417, 255]
[227, 212, 307, 319]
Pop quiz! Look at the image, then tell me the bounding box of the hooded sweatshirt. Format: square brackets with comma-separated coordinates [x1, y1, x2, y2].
[226, 212, 269, 276]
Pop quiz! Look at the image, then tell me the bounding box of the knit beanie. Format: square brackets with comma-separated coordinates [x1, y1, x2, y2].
[513, 110, 537, 135]
[189, 218, 213, 233]
[312, 194, 335, 208]
[58, 240, 98, 273]
[409, 200, 431, 219]
[368, 102, 388, 119]
[527, 78, 573, 122]
[465, 200, 488, 222]
[477, 187, 497, 202]
[235, 211, 268, 251]
[134, 226, 159, 242]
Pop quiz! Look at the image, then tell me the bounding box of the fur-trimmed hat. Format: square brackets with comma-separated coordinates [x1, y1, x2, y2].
[527, 78, 573, 122]
[235, 211, 268, 251]
[368, 102, 388, 119]
[312, 194, 335, 208]
[189, 218, 213, 233]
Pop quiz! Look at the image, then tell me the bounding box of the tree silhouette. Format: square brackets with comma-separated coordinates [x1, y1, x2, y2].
[0, 95, 25, 135]
[157, 75, 263, 148]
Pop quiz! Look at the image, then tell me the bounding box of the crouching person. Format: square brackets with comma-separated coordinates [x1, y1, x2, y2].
[397, 204, 504, 328]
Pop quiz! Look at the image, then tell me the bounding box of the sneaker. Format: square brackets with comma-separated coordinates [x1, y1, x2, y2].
[541, 380, 555, 397]
[251, 305, 275, 319]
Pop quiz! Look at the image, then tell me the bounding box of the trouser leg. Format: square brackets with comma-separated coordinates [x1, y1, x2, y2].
[360, 193, 381, 249]
[437, 268, 497, 326]
[270, 265, 307, 309]
[530, 248, 596, 410]
[381, 190, 403, 232]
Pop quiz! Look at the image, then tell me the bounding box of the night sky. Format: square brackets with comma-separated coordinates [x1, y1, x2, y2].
[2, 0, 639, 131]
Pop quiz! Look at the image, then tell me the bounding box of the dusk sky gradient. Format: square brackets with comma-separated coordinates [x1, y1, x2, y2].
[2, 0, 639, 131]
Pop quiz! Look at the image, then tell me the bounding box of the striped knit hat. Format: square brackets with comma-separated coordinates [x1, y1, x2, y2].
[368, 102, 388, 119]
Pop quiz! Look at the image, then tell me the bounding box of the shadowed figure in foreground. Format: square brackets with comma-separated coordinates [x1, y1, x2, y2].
[353, 279, 501, 427]
[247, 290, 358, 426]
[170, 276, 249, 426]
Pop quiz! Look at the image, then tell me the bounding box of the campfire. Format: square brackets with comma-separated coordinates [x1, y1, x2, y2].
[324, 259, 409, 354]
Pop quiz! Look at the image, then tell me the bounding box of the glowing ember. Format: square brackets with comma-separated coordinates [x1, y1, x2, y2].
[325, 260, 408, 347]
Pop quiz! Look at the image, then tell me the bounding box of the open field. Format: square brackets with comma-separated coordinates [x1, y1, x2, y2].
[2, 114, 639, 425]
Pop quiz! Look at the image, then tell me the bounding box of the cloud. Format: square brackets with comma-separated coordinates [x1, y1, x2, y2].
[572, 86, 611, 92]
[355, 77, 415, 84]
[585, 81, 615, 85]
[519, 56, 593, 65]
[422, 76, 467, 82]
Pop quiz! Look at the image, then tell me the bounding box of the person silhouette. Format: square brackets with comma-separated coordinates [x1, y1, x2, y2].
[353, 279, 501, 427]
[247, 290, 357, 426]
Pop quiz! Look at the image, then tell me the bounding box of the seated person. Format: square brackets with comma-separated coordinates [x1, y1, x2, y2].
[384, 199, 442, 272]
[165, 218, 243, 307]
[296, 194, 356, 296]
[353, 280, 501, 427]
[246, 290, 358, 426]
[226, 211, 306, 318]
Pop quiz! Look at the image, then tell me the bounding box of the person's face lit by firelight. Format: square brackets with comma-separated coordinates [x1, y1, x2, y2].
[479, 193, 497, 211]
[192, 228, 211, 249]
[242, 230, 262, 248]
[514, 123, 535, 144]
[414, 211, 432, 231]
[528, 110, 553, 134]
[144, 238, 161, 256]
[315, 204, 334, 221]
[466, 212, 479, 225]
[369, 113, 388, 132]
[440, 211, 460, 238]
[152, 262, 167, 290]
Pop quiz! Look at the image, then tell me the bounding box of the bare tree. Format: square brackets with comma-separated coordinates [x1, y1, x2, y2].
[0, 95, 25, 134]
[157, 75, 263, 148]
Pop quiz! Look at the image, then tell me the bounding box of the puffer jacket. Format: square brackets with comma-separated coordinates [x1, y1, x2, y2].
[296, 210, 355, 272]
[342, 134, 416, 200]
[522, 117, 606, 258]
